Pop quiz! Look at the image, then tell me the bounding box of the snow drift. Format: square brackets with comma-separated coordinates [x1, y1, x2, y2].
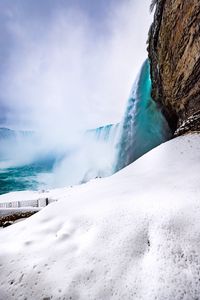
[0, 134, 200, 299]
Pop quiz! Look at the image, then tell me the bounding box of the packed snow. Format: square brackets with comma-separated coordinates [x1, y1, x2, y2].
[0, 134, 200, 300]
[0, 208, 40, 217]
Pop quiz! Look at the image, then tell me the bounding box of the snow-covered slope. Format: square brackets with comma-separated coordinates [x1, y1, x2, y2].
[0, 134, 200, 300]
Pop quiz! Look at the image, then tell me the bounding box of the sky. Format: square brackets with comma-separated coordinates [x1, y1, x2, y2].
[0, 0, 152, 134]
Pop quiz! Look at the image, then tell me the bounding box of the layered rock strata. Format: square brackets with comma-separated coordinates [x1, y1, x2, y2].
[148, 0, 200, 135]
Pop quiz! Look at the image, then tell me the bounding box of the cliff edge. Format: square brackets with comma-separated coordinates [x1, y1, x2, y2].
[148, 0, 200, 136]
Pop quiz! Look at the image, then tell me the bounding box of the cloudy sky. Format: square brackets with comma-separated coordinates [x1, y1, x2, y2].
[0, 0, 152, 134]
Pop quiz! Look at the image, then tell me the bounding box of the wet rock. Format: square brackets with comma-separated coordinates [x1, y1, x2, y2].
[148, 0, 200, 134]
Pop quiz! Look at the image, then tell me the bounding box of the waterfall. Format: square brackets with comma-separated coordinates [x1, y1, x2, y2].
[0, 128, 33, 140]
[115, 59, 171, 171]
[52, 124, 120, 187]
[0, 60, 171, 194]
[87, 123, 120, 145]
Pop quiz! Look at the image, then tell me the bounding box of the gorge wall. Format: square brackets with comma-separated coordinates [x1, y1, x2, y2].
[148, 0, 200, 136]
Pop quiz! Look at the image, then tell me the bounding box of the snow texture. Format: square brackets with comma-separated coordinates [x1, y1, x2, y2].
[0, 134, 200, 300]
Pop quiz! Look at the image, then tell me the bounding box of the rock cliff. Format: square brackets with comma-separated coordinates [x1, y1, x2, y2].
[148, 0, 200, 135]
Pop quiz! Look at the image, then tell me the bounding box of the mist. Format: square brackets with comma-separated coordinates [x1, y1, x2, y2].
[0, 0, 153, 189]
[0, 0, 152, 132]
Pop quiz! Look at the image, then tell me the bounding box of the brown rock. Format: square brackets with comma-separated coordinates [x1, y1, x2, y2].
[148, 0, 200, 135]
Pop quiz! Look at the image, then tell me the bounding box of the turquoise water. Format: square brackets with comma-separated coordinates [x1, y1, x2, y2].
[0, 61, 171, 195]
[115, 60, 171, 171]
[0, 124, 120, 195]
[0, 160, 54, 195]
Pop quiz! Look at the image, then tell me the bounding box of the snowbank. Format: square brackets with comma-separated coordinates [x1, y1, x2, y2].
[0, 134, 200, 300]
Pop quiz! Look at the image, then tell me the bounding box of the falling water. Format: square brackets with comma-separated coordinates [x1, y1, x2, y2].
[115, 60, 171, 171]
[0, 60, 171, 194]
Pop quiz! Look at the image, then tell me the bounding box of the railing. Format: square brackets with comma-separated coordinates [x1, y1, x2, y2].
[0, 198, 57, 209]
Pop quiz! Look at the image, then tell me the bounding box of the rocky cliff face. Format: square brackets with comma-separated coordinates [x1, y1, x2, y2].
[148, 0, 200, 135]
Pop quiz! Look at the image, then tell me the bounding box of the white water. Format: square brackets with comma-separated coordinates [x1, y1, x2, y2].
[0, 61, 171, 193]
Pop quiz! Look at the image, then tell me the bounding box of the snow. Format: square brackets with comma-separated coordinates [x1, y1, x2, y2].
[0, 191, 46, 203]
[0, 134, 200, 299]
[0, 187, 73, 203]
[0, 190, 58, 208]
[0, 208, 40, 217]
